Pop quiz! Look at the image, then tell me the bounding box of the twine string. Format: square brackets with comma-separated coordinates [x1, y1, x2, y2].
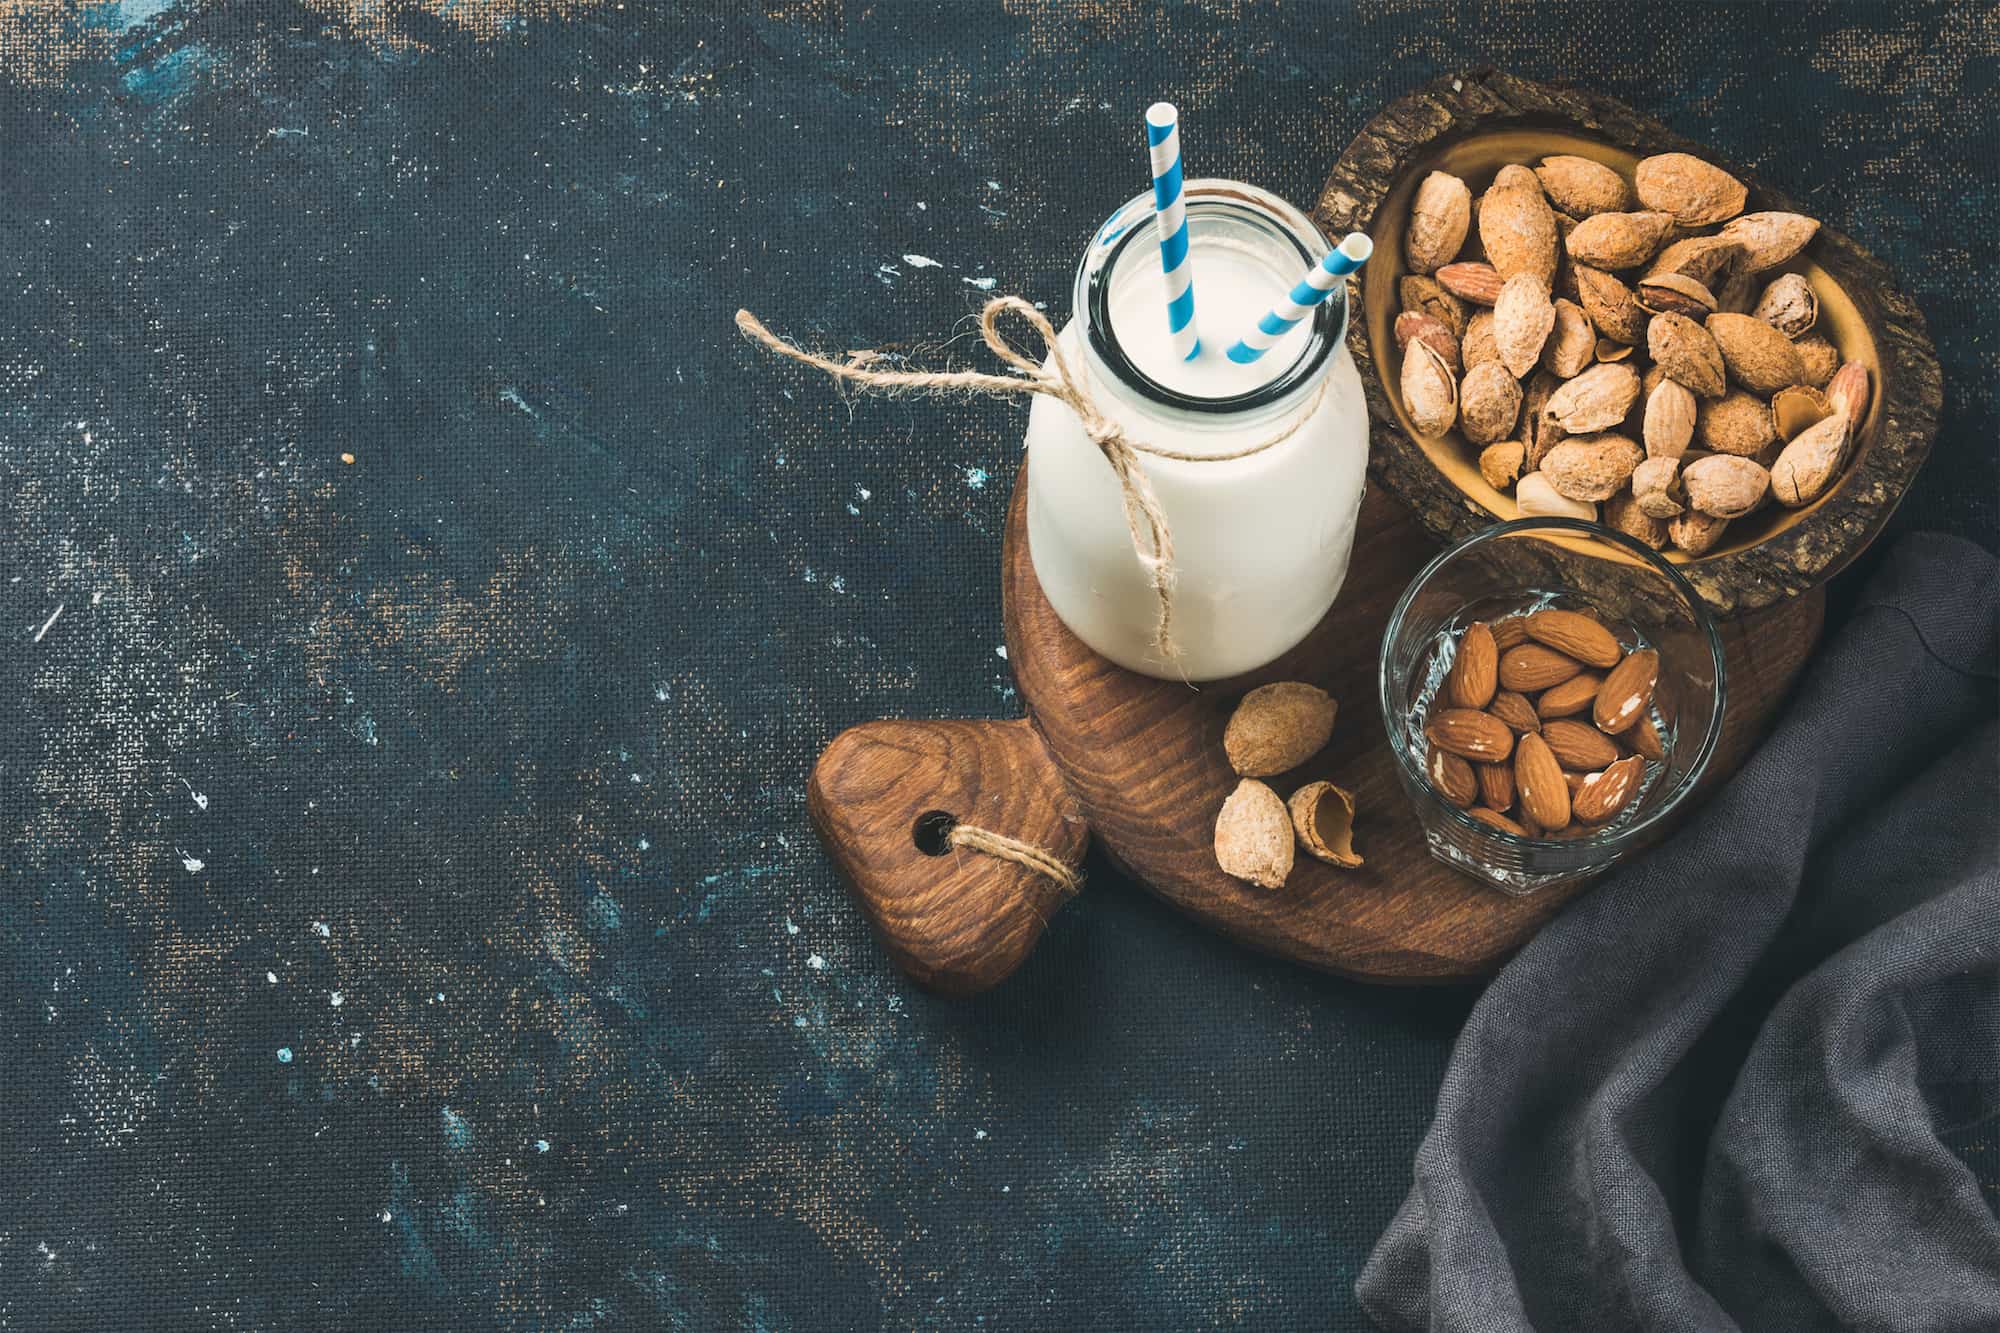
[947, 821, 1082, 897]
[735, 297, 1326, 663]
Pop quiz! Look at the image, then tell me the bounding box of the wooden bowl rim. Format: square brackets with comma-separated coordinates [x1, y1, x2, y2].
[1315, 68, 1943, 615]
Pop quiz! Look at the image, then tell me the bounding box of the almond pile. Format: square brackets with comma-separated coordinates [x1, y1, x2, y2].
[1398, 152, 1874, 553]
[1213, 682, 1362, 887]
[1420, 607, 1665, 837]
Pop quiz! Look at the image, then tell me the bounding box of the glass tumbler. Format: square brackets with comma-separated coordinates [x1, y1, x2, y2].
[1378, 518, 1728, 894]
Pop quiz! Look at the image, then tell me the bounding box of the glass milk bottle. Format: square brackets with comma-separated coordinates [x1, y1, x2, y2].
[1024, 179, 1370, 681]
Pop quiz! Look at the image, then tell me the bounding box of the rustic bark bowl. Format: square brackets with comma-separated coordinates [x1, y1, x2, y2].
[1316, 69, 1943, 616]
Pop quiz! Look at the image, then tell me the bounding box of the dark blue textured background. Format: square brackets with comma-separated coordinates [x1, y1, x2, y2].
[3, 2, 1994, 1328]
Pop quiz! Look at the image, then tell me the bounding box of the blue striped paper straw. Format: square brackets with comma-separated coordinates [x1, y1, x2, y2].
[1145, 102, 1199, 362]
[1225, 232, 1374, 364]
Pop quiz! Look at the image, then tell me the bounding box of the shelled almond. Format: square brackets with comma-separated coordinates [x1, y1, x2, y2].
[1396, 150, 1870, 549]
[1417, 607, 1667, 838]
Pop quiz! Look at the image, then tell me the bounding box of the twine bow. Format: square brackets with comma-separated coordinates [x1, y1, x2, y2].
[735, 296, 1322, 664]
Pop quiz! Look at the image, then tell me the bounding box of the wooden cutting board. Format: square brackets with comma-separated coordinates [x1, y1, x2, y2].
[808, 471, 1822, 995]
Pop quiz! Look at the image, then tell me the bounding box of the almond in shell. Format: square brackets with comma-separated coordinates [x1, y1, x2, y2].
[1544, 361, 1642, 433]
[1289, 781, 1364, 868]
[1402, 338, 1458, 438]
[1460, 363, 1524, 444]
[1534, 155, 1634, 217]
[1461, 309, 1499, 369]
[1425, 708, 1515, 763]
[1594, 649, 1659, 734]
[1648, 312, 1727, 399]
[1630, 456, 1685, 518]
[1771, 384, 1833, 442]
[1604, 492, 1668, 549]
[1752, 273, 1818, 338]
[1406, 171, 1473, 275]
[1224, 681, 1336, 776]
[1541, 433, 1643, 502]
[1513, 732, 1570, 831]
[1794, 335, 1839, 388]
[1769, 412, 1851, 507]
[1716, 211, 1820, 272]
[1395, 310, 1463, 374]
[1541, 298, 1596, 377]
[1636, 272, 1718, 319]
[1565, 210, 1675, 270]
[1684, 454, 1769, 518]
[1479, 163, 1559, 284]
[1634, 153, 1747, 226]
[1668, 509, 1729, 555]
[1214, 779, 1293, 889]
[1479, 440, 1526, 490]
[1574, 265, 1649, 345]
[1514, 470, 1596, 520]
[1707, 312, 1806, 394]
[1572, 755, 1644, 824]
[1644, 234, 1742, 288]
[1642, 378, 1697, 458]
[1493, 274, 1556, 378]
[1401, 274, 1469, 337]
[1695, 390, 1778, 456]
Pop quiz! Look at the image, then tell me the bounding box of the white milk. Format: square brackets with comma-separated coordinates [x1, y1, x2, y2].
[1024, 181, 1370, 680]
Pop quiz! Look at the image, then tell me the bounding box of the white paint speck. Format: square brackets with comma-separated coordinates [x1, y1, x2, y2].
[974, 1128, 988, 1140]
[313, 921, 331, 938]
[916, 201, 927, 210]
[266, 971, 278, 985]
[995, 645, 1008, 660]
[856, 486, 871, 501]
[381, 1210, 393, 1223]
[963, 276, 997, 291]
[534, 1138, 551, 1153]
[276, 1047, 293, 1064]
[180, 777, 208, 810]
[902, 253, 943, 269]
[31, 603, 63, 643]
[178, 850, 204, 873]
[806, 953, 827, 971]
[329, 992, 344, 1007]
[985, 179, 1002, 191]
[964, 467, 989, 490]
[785, 918, 799, 936]
[91, 590, 104, 605]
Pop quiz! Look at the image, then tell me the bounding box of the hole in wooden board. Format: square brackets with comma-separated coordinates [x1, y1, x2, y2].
[912, 810, 958, 856]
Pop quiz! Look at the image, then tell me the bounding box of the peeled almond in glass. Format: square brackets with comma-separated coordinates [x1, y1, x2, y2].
[1289, 781, 1364, 868]
[1770, 384, 1833, 442]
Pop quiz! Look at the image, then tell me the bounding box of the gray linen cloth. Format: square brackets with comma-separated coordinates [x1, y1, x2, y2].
[1358, 533, 2000, 1332]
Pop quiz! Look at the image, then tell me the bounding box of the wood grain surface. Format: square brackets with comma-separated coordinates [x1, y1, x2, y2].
[808, 717, 1089, 996]
[999, 474, 1823, 984]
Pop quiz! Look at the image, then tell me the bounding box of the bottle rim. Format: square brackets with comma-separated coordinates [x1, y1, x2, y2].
[1075, 178, 1343, 418]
